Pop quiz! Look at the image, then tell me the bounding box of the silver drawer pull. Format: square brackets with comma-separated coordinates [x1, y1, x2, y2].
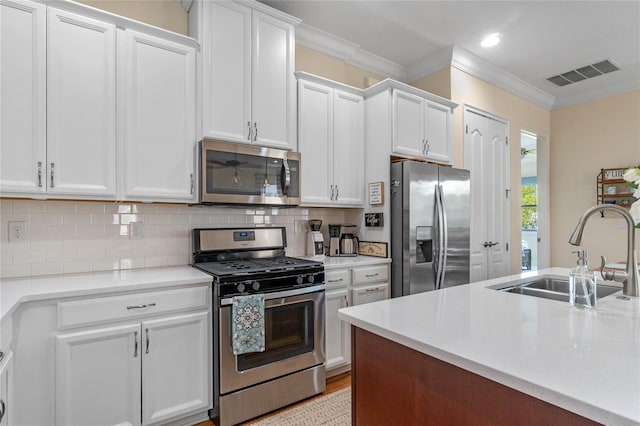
[145, 328, 150, 354]
[134, 330, 138, 358]
[365, 273, 379, 278]
[328, 278, 344, 283]
[365, 288, 380, 292]
[126, 303, 156, 310]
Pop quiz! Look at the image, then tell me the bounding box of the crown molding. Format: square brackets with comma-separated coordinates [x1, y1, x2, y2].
[449, 46, 556, 110]
[295, 23, 407, 81]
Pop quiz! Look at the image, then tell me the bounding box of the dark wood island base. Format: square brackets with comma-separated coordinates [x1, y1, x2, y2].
[351, 327, 600, 425]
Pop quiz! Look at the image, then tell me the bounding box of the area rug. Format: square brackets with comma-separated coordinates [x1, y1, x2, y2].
[249, 387, 351, 425]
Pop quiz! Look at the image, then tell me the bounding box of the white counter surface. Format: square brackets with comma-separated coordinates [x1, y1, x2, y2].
[0, 266, 212, 322]
[301, 255, 391, 269]
[339, 268, 640, 425]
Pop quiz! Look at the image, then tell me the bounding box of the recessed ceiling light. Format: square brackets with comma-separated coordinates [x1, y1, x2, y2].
[481, 33, 501, 48]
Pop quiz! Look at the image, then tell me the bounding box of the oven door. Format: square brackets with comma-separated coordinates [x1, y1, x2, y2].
[219, 285, 325, 395]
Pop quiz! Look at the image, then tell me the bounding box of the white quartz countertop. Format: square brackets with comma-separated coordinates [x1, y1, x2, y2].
[0, 266, 212, 322]
[300, 255, 391, 269]
[339, 267, 640, 425]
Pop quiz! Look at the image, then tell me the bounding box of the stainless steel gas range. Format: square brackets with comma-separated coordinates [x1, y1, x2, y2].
[192, 227, 326, 426]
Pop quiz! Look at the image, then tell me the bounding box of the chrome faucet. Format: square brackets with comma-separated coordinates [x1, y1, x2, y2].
[568, 204, 639, 297]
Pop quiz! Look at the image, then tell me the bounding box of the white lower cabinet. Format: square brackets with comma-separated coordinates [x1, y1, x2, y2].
[325, 287, 350, 375]
[0, 351, 13, 426]
[324, 263, 390, 376]
[56, 324, 141, 426]
[352, 283, 389, 305]
[141, 313, 209, 426]
[55, 285, 211, 426]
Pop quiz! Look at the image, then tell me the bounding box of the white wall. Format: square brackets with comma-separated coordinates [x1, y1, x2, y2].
[0, 199, 361, 279]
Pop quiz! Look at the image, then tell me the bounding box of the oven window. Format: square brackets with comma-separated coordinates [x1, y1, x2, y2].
[236, 300, 314, 371]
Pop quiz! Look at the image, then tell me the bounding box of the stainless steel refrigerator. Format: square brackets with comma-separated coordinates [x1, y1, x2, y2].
[391, 160, 470, 297]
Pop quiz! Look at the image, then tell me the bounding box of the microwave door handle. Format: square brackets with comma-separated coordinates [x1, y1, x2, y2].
[281, 158, 291, 196]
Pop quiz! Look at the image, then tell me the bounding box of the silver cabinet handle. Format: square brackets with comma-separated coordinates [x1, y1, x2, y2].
[365, 273, 379, 278]
[37, 161, 43, 187]
[0, 351, 4, 363]
[190, 173, 194, 195]
[0, 398, 5, 423]
[335, 185, 339, 200]
[126, 303, 156, 310]
[364, 288, 380, 292]
[50, 162, 55, 188]
[328, 278, 344, 283]
[247, 121, 252, 141]
[253, 122, 258, 141]
[421, 138, 426, 154]
[330, 185, 334, 201]
[145, 328, 150, 354]
[344, 295, 349, 307]
[425, 140, 430, 156]
[134, 330, 138, 357]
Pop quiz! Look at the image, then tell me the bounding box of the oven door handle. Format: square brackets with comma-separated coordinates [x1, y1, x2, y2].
[220, 284, 326, 306]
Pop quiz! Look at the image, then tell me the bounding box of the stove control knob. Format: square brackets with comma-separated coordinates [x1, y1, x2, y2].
[296, 275, 304, 284]
[251, 280, 260, 291]
[307, 274, 315, 284]
[236, 282, 246, 293]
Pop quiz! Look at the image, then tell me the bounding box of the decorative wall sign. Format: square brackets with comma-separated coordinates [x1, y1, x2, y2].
[368, 182, 384, 205]
[604, 169, 624, 180]
[358, 241, 388, 258]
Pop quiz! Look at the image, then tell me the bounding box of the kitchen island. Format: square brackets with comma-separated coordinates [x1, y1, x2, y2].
[338, 268, 640, 425]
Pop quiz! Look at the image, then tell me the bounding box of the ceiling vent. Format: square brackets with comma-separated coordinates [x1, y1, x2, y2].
[546, 59, 620, 87]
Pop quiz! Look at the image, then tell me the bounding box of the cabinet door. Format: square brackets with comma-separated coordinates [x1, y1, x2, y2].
[47, 8, 116, 198]
[333, 90, 364, 206]
[202, 1, 251, 143]
[424, 100, 452, 164]
[0, 0, 46, 196]
[352, 283, 389, 306]
[252, 10, 296, 150]
[119, 29, 196, 202]
[392, 89, 424, 158]
[0, 351, 13, 426]
[298, 80, 333, 205]
[325, 288, 350, 372]
[141, 312, 210, 426]
[56, 324, 141, 426]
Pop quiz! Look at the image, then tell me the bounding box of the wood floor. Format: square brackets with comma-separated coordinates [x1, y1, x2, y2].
[194, 372, 351, 426]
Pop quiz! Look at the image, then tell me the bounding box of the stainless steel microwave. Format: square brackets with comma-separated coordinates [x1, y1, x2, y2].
[199, 139, 301, 206]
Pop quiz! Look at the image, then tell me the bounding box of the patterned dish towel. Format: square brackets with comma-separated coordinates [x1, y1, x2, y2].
[232, 294, 265, 355]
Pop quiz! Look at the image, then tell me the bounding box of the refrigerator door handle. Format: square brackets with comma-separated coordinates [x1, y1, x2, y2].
[438, 184, 448, 288]
[434, 185, 446, 289]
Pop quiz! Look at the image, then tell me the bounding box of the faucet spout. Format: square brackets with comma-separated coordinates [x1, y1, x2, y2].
[568, 204, 639, 297]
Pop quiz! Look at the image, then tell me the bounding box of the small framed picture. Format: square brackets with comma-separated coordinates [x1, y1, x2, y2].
[358, 241, 388, 258]
[368, 182, 384, 205]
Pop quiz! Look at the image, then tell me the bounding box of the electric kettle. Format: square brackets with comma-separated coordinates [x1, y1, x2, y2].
[339, 232, 359, 256]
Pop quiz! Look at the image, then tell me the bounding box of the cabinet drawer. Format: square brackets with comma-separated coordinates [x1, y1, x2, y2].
[57, 286, 209, 330]
[325, 269, 351, 289]
[352, 265, 388, 285]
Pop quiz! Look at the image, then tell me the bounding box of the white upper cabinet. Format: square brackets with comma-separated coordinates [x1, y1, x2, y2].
[297, 73, 364, 207]
[47, 7, 117, 198]
[192, 1, 298, 150]
[118, 29, 196, 202]
[0, 0, 46, 196]
[391, 87, 455, 164]
[1, 1, 199, 202]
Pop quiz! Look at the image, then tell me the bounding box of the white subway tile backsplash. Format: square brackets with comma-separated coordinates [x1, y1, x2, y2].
[0, 200, 362, 279]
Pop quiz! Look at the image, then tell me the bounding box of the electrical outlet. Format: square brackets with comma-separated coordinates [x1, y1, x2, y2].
[8, 221, 27, 243]
[130, 222, 144, 240]
[294, 220, 307, 234]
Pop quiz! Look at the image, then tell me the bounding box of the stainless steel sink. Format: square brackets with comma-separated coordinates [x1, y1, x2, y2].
[492, 277, 621, 302]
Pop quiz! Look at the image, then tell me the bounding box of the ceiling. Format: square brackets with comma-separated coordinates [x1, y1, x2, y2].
[261, 1, 640, 110]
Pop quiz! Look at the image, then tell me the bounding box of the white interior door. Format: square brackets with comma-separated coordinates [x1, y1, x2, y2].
[464, 107, 509, 282]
